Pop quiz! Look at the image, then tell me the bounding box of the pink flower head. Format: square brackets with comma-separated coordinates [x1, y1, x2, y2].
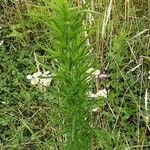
[98, 74, 108, 80]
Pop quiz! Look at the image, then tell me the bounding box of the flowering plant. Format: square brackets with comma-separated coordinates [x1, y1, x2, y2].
[27, 71, 52, 91]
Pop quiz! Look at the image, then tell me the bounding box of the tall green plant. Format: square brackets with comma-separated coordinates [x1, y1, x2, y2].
[50, 1, 93, 149]
[29, 0, 93, 149]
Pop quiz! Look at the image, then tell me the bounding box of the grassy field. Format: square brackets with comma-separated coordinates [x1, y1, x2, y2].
[0, 0, 150, 149]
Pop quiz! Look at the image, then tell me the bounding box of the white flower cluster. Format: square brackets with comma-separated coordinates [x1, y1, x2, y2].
[86, 68, 100, 78]
[88, 89, 108, 98]
[27, 71, 52, 87]
[86, 68, 108, 80]
[86, 68, 109, 98]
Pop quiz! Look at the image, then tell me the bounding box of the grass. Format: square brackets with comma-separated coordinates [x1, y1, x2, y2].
[0, 0, 150, 149]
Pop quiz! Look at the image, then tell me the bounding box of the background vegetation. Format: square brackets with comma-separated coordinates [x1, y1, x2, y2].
[0, 0, 149, 149]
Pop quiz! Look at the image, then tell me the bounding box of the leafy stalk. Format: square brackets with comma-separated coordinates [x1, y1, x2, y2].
[49, 1, 93, 149]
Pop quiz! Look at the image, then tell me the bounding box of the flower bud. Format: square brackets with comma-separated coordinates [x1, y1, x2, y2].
[98, 74, 108, 80]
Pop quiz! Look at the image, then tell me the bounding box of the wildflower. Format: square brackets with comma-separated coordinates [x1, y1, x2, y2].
[98, 74, 108, 80]
[88, 91, 97, 98]
[27, 71, 42, 85]
[42, 71, 50, 76]
[87, 68, 107, 79]
[27, 75, 32, 80]
[32, 71, 42, 78]
[88, 89, 108, 98]
[27, 70, 52, 88]
[43, 78, 52, 87]
[31, 77, 39, 85]
[40, 71, 52, 87]
[95, 89, 107, 98]
[94, 70, 101, 78]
